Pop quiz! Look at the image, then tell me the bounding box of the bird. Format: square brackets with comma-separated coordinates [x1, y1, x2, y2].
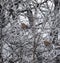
[21, 23, 28, 29]
[44, 40, 51, 46]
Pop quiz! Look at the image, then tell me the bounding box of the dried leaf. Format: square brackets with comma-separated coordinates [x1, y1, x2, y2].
[44, 40, 51, 46]
[21, 23, 28, 29]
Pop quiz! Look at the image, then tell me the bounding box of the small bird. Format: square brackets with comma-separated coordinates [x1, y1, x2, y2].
[21, 23, 28, 29]
[44, 40, 51, 46]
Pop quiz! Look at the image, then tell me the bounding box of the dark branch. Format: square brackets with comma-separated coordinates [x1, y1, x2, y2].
[17, 0, 48, 13]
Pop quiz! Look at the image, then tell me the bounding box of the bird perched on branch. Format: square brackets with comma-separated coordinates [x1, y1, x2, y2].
[21, 23, 28, 29]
